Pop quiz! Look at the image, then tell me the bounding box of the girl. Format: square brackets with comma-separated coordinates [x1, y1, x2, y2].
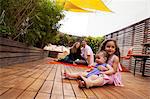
[64, 51, 114, 84]
[80, 39, 123, 88]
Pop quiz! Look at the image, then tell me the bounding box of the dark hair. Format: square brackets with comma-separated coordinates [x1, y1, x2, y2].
[98, 39, 120, 61]
[70, 42, 81, 53]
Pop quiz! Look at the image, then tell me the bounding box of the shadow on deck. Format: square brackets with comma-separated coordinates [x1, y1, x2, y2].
[0, 58, 150, 99]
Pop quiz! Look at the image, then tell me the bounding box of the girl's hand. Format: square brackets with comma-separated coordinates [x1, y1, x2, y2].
[98, 66, 108, 71]
[85, 67, 94, 72]
[101, 64, 115, 75]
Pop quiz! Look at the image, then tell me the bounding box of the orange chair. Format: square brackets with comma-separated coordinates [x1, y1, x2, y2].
[120, 47, 133, 72]
[121, 47, 133, 60]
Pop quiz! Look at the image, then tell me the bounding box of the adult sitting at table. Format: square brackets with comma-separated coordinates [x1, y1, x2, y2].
[58, 42, 84, 64]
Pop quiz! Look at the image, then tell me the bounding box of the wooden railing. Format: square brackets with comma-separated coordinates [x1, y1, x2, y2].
[0, 37, 49, 66]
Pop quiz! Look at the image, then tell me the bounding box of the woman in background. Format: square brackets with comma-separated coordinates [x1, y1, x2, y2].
[58, 42, 84, 64]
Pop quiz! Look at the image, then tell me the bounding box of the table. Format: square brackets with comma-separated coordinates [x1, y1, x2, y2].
[132, 54, 150, 76]
[48, 51, 63, 58]
[141, 42, 150, 54]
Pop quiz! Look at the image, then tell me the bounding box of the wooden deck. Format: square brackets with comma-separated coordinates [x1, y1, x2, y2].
[0, 58, 150, 99]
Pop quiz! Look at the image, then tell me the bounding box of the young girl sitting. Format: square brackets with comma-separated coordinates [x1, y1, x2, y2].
[64, 50, 114, 86]
[79, 39, 124, 88]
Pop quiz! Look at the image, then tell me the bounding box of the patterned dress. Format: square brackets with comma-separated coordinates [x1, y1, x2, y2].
[102, 55, 124, 86]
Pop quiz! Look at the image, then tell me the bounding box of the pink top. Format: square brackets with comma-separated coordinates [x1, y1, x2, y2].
[104, 55, 124, 86]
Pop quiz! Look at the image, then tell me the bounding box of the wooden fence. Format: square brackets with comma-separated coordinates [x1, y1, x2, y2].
[0, 37, 49, 67]
[105, 18, 150, 76]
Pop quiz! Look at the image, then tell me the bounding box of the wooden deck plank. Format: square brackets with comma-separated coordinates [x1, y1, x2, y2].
[71, 82, 87, 98]
[0, 58, 150, 99]
[63, 83, 75, 97]
[76, 97, 87, 99]
[39, 81, 53, 93]
[0, 75, 18, 84]
[14, 70, 29, 76]
[50, 94, 63, 99]
[0, 68, 12, 74]
[54, 65, 62, 82]
[0, 87, 10, 95]
[17, 90, 37, 99]
[38, 68, 52, 80]
[91, 87, 117, 99]
[26, 79, 45, 92]
[64, 66, 87, 98]
[51, 81, 63, 95]
[0, 76, 25, 88]
[13, 77, 35, 90]
[30, 70, 44, 79]
[82, 88, 98, 99]
[35, 92, 50, 99]
[21, 70, 38, 78]
[0, 69, 24, 77]
[64, 96, 76, 99]
[0, 88, 24, 99]
[46, 67, 56, 81]
[116, 87, 144, 99]
[104, 86, 127, 98]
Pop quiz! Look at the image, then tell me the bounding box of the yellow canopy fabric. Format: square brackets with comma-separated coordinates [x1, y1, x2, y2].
[56, 0, 111, 12]
[64, 1, 91, 12]
[70, 0, 112, 12]
[56, 0, 90, 12]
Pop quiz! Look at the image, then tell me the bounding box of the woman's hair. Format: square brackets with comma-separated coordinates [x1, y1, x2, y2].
[98, 39, 121, 61]
[70, 42, 80, 53]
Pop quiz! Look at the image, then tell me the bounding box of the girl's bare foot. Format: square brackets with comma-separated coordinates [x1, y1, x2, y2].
[63, 71, 70, 79]
[78, 80, 86, 88]
[80, 76, 93, 88]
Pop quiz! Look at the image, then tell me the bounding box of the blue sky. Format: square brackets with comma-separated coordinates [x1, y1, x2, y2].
[59, 0, 150, 37]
